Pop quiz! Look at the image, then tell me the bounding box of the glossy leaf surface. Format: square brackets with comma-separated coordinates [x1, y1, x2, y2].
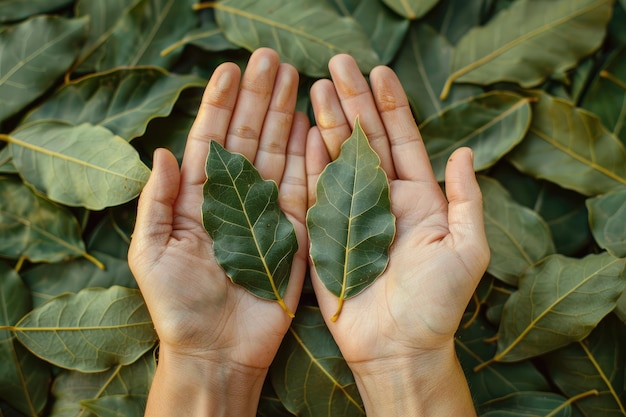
[442, 0, 612, 98]
[307, 119, 395, 320]
[508, 93, 626, 196]
[495, 253, 626, 362]
[271, 306, 364, 417]
[202, 141, 298, 315]
[426, 0, 485, 44]
[0, 262, 50, 415]
[9, 121, 151, 210]
[50, 353, 154, 417]
[25, 68, 204, 141]
[381, 0, 439, 19]
[479, 176, 555, 286]
[392, 23, 482, 122]
[15, 286, 157, 372]
[456, 313, 551, 408]
[583, 47, 626, 146]
[212, 0, 381, 77]
[0, 177, 90, 263]
[0, 16, 87, 122]
[547, 315, 626, 416]
[329, 0, 409, 64]
[420, 92, 531, 181]
[587, 188, 626, 258]
[75, 0, 198, 73]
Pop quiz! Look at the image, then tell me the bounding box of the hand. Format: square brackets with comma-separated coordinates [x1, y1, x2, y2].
[128, 48, 309, 416]
[306, 55, 489, 415]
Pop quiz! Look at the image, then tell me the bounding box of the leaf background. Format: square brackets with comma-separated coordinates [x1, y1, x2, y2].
[0, 0, 625, 416]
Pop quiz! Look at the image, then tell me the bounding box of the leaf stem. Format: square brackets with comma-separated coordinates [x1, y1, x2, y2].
[193, 2, 217, 11]
[83, 252, 105, 270]
[14, 256, 26, 273]
[544, 389, 598, 417]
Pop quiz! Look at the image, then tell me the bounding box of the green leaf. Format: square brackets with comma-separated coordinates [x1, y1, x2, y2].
[494, 252, 626, 362]
[328, 0, 409, 65]
[582, 47, 626, 147]
[479, 176, 555, 286]
[270, 306, 364, 417]
[547, 315, 626, 416]
[0, 261, 50, 416]
[202, 141, 298, 316]
[307, 119, 395, 321]
[381, 0, 440, 19]
[74, 0, 143, 68]
[392, 23, 483, 122]
[81, 395, 147, 417]
[75, 0, 198, 73]
[0, 15, 88, 123]
[441, 0, 613, 99]
[50, 353, 154, 417]
[426, 0, 486, 44]
[0, 0, 73, 23]
[161, 9, 237, 56]
[8, 121, 151, 210]
[211, 0, 381, 77]
[0, 148, 15, 174]
[587, 188, 626, 258]
[0, 177, 92, 264]
[14, 286, 157, 372]
[22, 251, 136, 308]
[508, 92, 626, 196]
[24, 67, 205, 141]
[478, 391, 572, 417]
[420, 92, 531, 181]
[456, 312, 551, 407]
[257, 382, 295, 417]
[616, 291, 626, 324]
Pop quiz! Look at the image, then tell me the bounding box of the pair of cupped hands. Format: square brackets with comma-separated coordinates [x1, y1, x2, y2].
[128, 48, 489, 415]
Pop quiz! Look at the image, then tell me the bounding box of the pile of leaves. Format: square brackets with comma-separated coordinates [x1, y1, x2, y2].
[1, 0, 625, 416]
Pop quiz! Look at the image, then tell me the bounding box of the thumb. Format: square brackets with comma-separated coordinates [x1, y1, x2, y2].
[129, 148, 181, 276]
[444, 147, 490, 277]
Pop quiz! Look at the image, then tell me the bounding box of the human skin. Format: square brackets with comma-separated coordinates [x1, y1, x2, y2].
[306, 54, 489, 416]
[128, 48, 489, 416]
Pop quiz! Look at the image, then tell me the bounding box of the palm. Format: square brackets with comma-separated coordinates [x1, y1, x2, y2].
[307, 55, 489, 365]
[129, 49, 308, 370]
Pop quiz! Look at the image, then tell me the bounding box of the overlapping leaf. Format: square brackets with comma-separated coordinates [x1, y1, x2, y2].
[270, 306, 364, 417]
[0, 0, 73, 22]
[583, 47, 626, 146]
[426, 0, 485, 44]
[441, 0, 613, 99]
[24, 67, 204, 141]
[0, 15, 88, 122]
[0, 177, 93, 264]
[8, 121, 151, 210]
[495, 252, 626, 362]
[381, 0, 440, 19]
[328, 0, 409, 65]
[420, 92, 531, 181]
[479, 176, 555, 286]
[392, 23, 482, 122]
[210, 0, 381, 77]
[456, 313, 551, 408]
[307, 119, 395, 321]
[587, 188, 626, 258]
[0, 262, 50, 416]
[478, 392, 571, 417]
[547, 315, 626, 416]
[75, 0, 198, 73]
[14, 286, 157, 372]
[50, 353, 154, 417]
[202, 141, 298, 316]
[509, 92, 626, 196]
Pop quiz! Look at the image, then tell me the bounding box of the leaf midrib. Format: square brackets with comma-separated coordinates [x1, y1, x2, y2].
[578, 341, 626, 414]
[289, 327, 364, 413]
[449, 0, 608, 83]
[495, 257, 622, 361]
[8, 135, 146, 184]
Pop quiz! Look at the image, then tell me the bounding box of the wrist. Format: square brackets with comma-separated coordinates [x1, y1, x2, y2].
[348, 342, 476, 417]
[145, 344, 267, 417]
